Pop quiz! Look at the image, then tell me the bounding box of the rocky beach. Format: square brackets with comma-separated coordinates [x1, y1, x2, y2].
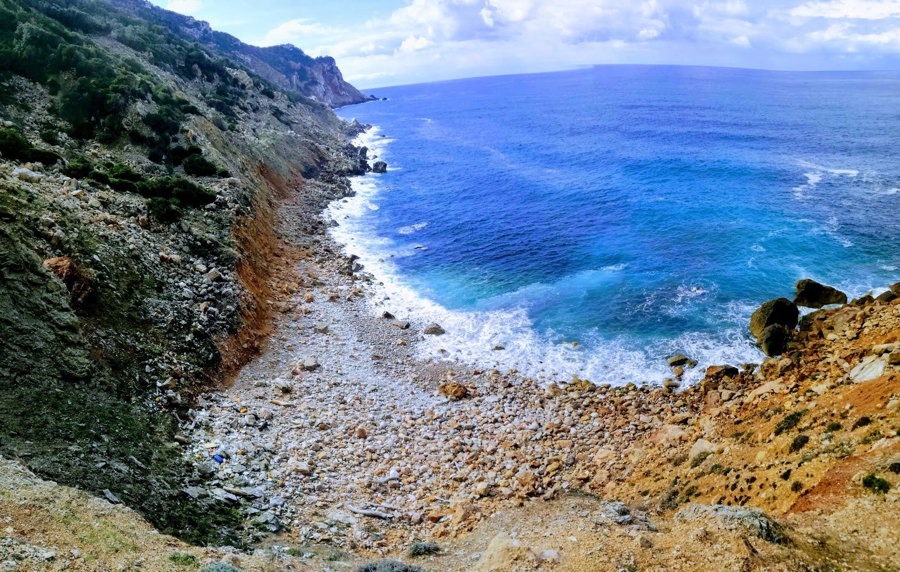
[0, 2, 898, 571]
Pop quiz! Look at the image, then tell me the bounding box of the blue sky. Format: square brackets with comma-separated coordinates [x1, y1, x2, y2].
[148, 0, 900, 88]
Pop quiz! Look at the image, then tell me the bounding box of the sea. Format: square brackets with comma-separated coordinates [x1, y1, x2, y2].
[331, 65, 900, 386]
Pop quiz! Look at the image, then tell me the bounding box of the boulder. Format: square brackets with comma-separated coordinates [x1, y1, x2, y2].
[423, 322, 445, 335]
[758, 324, 790, 356]
[794, 279, 847, 308]
[372, 161, 387, 173]
[676, 504, 786, 544]
[749, 298, 798, 339]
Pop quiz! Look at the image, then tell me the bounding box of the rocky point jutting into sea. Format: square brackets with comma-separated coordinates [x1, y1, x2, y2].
[0, 1, 898, 571]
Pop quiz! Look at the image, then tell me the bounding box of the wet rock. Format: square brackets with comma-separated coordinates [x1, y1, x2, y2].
[424, 323, 445, 335]
[749, 298, 799, 339]
[667, 354, 694, 367]
[794, 279, 847, 308]
[372, 161, 388, 173]
[759, 324, 790, 356]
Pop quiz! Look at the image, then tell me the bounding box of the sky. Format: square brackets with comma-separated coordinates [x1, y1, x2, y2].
[147, 0, 900, 88]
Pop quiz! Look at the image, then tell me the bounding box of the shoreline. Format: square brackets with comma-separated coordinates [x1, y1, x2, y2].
[178, 140, 900, 569]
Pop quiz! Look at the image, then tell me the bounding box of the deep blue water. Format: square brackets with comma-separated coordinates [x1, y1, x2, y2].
[333, 66, 900, 385]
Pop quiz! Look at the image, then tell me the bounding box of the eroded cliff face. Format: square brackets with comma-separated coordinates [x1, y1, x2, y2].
[0, 0, 366, 544]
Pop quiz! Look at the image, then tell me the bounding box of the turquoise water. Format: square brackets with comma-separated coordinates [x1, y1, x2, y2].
[333, 66, 900, 385]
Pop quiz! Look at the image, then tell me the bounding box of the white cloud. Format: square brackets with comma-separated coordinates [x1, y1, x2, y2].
[166, 0, 202, 15]
[790, 0, 900, 19]
[255, 0, 900, 87]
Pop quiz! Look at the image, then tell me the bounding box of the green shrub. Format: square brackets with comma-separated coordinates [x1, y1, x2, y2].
[147, 196, 182, 223]
[826, 422, 842, 432]
[0, 127, 31, 160]
[862, 474, 891, 494]
[182, 153, 218, 176]
[139, 176, 214, 207]
[168, 552, 197, 565]
[789, 434, 809, 453]
[774, 410, 806, 436]
[65, 158, 94, 178]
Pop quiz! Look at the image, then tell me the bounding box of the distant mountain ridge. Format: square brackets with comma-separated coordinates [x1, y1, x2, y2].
[136, 2, 374, 107]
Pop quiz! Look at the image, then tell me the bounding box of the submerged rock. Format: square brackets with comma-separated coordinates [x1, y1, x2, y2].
[749, 298, 798, 339]
[794, 279, 847, 308]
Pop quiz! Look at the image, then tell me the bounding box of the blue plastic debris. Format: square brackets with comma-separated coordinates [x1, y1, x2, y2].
[213, 454, 224, 464]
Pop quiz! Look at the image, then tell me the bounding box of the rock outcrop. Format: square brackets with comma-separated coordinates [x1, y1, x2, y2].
[749, 297, 799, 341]
[794, 278, 848, 308]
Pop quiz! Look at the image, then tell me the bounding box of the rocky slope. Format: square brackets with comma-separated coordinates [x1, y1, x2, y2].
[0, 0, 367, 545]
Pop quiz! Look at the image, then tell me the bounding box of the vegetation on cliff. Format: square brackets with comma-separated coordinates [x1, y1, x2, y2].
[0, 0, 364, 546]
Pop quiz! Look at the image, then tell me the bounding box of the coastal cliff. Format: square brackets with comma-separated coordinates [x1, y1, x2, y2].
[0, 2, 897, 571]
[0, 0, 367, 545]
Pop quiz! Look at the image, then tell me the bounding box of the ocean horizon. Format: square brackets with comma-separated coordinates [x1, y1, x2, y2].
[333, 65, 900, 386]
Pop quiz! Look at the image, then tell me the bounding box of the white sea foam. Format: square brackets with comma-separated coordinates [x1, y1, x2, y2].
[326, 127, 764, 387]
[793, 160, 859, 199]
[398, 222, 428, 235]
[751, 244, 766, 252]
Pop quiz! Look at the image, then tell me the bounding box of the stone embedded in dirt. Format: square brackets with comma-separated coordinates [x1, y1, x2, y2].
[203, 268, 223, 282]
[313, 322, 329, 334]
[689, 439, 718, 462]
[475, 532, 529, 572]
[676, 504, 787, 544]
[849, 355, 887, 383]
[750, 297, 799, 339]
[424, 323, 445, 335]
[356, 426, 368, 439]
[295, 461, 313, 475]
[438, 382, 470, 400]
[392, 320, 411, 330]
[794, 279, 848, 308]
[301, 357, 319, 371]
[381, 311, 395, 319]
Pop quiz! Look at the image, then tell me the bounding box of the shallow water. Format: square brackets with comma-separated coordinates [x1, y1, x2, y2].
[333, 66, 900, 385]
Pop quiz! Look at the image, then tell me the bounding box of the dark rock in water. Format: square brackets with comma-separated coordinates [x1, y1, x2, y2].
[875, 290, 897, 303]
[424, 323, 445, 335]
[890, 281, 900, 295]
[749, 298, 798, 339]
[372, 160, 387, 173]
[357, 146, 369, 160]
[667, 354, 697, 368]
[759, 324, 790, 356]
[794, 279, 847, 308]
